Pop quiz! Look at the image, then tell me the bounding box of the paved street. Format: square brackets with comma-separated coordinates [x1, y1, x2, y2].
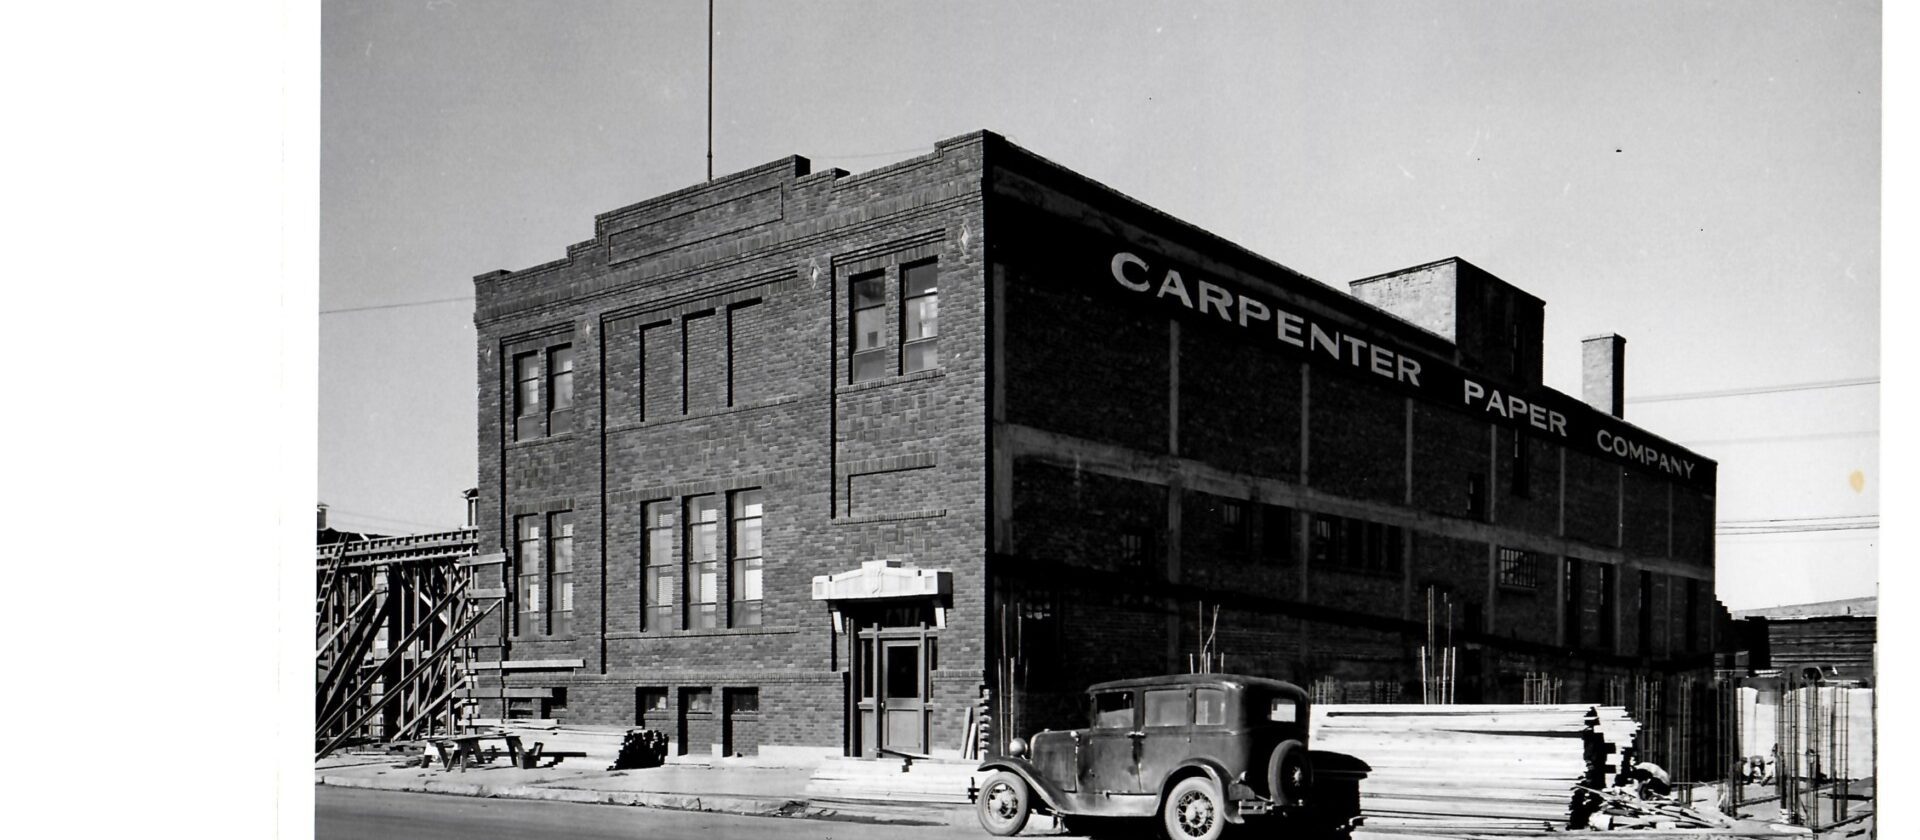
[317, 787, 990, 840]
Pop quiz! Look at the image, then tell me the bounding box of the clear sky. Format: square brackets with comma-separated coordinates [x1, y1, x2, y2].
[320, 0, 1879, 610]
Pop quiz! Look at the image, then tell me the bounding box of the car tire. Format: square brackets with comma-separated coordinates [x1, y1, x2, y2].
[1162, 776, 1226, 840]
[976, 770, 1032, 836]
[1267, 739, 1312, 805]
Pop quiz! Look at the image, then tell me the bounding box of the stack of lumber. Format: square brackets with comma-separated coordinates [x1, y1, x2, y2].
[1310, 704, 1636, 832]
[805, 756, 979, 803]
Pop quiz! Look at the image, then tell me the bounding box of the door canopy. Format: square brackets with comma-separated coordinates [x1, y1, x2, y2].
[811, 558, 953, 627]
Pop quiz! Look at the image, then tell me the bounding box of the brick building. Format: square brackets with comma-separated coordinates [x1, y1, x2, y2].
[468, 131, 1719, 761]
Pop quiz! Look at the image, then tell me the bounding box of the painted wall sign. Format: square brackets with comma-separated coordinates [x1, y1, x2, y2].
[1097, 247, 1714, 490]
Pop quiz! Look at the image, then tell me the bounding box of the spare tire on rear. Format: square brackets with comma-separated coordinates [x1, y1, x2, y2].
[1267, 739, 1312, 805]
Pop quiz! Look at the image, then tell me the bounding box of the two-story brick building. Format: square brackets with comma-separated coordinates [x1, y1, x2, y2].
[468, 131, 1718, 762]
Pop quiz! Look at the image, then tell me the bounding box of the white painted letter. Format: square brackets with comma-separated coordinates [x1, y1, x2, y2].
[1238, 295, 1271, 328]
[1157, 269, 1195, 308]
[1111, 252, 1151, 291]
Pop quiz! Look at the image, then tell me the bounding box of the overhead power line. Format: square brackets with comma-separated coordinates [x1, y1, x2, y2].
[1628, 377, 1878, 404]
[321, 295, 474, 315]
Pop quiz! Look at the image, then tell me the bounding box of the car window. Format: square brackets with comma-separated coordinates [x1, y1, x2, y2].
[1092, 691, 1134, 729]
[1144, 689, 1188, 727]
[1195, 688, 1226, 726]
[1269, 697, 1298, 723]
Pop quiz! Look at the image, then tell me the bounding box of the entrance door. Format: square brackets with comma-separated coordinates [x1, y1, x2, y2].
[880, 639, 926, 753]
[851, 619, 932, 757]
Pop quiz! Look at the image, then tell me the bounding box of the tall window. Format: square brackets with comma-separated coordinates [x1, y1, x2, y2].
[642, 501, 675, 631]
[549, 511, 574, 636]
[548, 345, 575, 434]
[1260, 504, 1292, 564]
[850, 272, 887, 382]
[1219, 498, 1249, 558]
[687, 495, 721, 629]
[901, 260, 939, 373]
[729, 489, 764, 627]
[1467, 473, 1487, 521]
[1684, 578, 1700, 653]
[1636, 570, 1653, 656]
[515, 515, 542, 635]
[513, 352, 541, 441]
[1564, 558, 1584, 648]
[1598, 564, 1617, 651]
[1510, 432, 1530, 498]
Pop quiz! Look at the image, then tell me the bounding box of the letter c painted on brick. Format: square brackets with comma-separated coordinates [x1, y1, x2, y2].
[1111, 252, 1150, 292]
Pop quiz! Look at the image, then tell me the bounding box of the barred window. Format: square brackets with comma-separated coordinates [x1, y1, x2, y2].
[1497, 547, 1540, 589]
[1310, 513, 1402, 576]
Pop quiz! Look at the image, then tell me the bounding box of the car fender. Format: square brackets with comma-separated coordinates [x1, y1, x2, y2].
[975, 756, 1068, 812]
[1156, 757, 1249, 823]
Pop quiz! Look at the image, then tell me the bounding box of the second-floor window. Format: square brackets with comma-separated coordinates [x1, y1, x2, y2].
[1497, 547, 1539, 589]
[512, 342, 574, 441]
[548, 345, 575, 434]
[851, 272, 887, 382]
[901, 260, 939, 373]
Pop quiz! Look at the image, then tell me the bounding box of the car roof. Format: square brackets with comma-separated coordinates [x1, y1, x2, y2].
[1085, 673, 1308, 700]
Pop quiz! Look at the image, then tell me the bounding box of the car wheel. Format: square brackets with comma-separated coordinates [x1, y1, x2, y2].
[1267, 739, 1312, 805]
[976, 771, 1032, 836]
[1162, 777, 1226, 840]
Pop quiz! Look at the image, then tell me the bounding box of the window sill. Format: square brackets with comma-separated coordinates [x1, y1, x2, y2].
[836, 509, 947, 525]
[506, 430, 579, 451]
[841, 367, 945, 393]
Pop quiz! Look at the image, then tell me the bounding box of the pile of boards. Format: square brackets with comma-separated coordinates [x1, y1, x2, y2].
[1310, 704, 1637, 834]
[1583, 785, 1737, 831]
[474, 719, 639, 768]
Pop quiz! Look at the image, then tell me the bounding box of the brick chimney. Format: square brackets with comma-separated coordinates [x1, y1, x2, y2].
[1581, 334, 1626, 418]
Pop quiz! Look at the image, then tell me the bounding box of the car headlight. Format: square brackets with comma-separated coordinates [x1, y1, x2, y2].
[1008, 737, 1028, 757]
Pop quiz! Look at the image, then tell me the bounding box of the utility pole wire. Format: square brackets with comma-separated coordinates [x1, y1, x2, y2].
[320, 296, 473, 315]
[1628, 377, 1877, 404]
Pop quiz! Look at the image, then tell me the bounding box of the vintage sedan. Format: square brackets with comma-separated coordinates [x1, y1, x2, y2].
[973, 674, 1352, 839]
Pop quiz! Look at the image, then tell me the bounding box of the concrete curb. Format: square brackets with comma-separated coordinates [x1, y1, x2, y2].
[315, 774, 945, 825]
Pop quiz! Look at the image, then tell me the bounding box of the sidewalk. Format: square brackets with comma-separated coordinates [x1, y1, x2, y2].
[314, 752, 977, 828]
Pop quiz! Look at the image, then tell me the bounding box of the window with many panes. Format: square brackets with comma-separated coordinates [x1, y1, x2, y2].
[1310, 513, 1402, 575]
[1219, 498, 1249, 557]
[850, 272, 887, 382]
[548, 345, 575, 434]
[515, 515, 542, 635]
[686, 495, 721, 629]
[642, 501, 675, 631]
[548, 511, 574, 636]
[512, 343, 573, 441]
[636, 687, 668, 726]
[901, 260, 939, 373]
[725, 687, 760, 714]
[514, 353, 541, 440]
[729, 489, 764, 627]
[1497, 547, 1539, 589]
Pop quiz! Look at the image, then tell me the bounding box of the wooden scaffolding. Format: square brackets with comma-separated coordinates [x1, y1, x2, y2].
[315, 530, 506, 759]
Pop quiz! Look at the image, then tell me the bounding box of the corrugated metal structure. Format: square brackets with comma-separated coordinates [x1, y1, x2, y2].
[1731, 597, 1875, 684]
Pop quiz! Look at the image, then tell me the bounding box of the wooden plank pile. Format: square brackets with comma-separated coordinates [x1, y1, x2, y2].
[1310, 704, 1637, 832]
[469, 719, 639, 767]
